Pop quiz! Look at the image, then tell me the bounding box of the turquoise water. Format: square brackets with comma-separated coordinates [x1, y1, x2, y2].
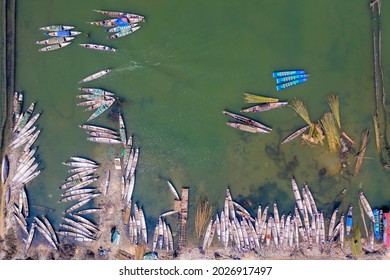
[13, 0, 390, 242]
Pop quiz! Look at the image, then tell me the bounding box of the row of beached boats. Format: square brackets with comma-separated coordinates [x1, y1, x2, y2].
[37, 25, 82, 52]
[273, 70, 310, 91]
[57, 156, 102, 242]
[127, 203, 148, 245]
[201, 178, 377, 253]
[152, 217, 174, 252]
[89, 9, 144, 39]
[76, 86, 117, 122]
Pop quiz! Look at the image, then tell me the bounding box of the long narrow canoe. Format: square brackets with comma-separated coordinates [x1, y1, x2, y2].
[272, 70, 305, 78]
[276, 78, 308, 91]
[79, 124, 117, 134]
[87, 137, 122, 144]
[106, 24, 138, 33]
[70, 156, 97, 165]
[87, 131, 120, 139]
[78, 69, 112, 84]
[359, 191, 375, 223]
[291, 177, 304, 215]
[108, 26, 141, 39]
[93, 9, 145, 22]
[79, 43, 116, 52]
[45, 30, 81, 37]
[328, 208, 339, 240]
[346, 205, 353, 238]
[87, 103, 112, 121]
[1, 154, 9, 185]
[119, 114, 127, 145]
[281, 125, 309, 144]
[84, 99, 115, 112]
[79, 88, 115, 96]
[276, 74, 310, 84]
[39, 42, 71, 52]
[240, 102, 288, 113]
[223, 111, 272, 131]
[39, 25, 74, 31]
[36, 36, 74, 45]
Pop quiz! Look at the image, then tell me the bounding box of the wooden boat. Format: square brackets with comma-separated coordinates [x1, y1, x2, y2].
[36, 36, 74, 45]
[18, 170, 42, 187]
[166, 180, 180, 200]
[328, 208, 338, 241]
[226, 122, 270, 134]
[78, 68, 112, 84]
[301, 186, 313, 218]
[13, 212, 28, 235]
[346, 205, 353, 238]
[10, 127, 37, 149]
[167, 224, 174, 251]
[21, 186, 29, 217]
[42, 215, 59, 245]
[67, 167, 96, 174]
[288, 220, 294, 247]
[106, 24, 138, 33]
[102, 170, 110, 195]
[93, 9, 145, 21]
[305, 184, 318, 215]
[18, 148, 36, 166]
[152, 223, 159, 251]
[140, 208, 147, 244]
[60, 191, 99, 203]
[63, 161, 98, 168]
[22, 130, 41, 152]
[302, 200, 310, 239]
[62, 217, 94, 236]
[87, 103, 112, 121]
[85, 99, 115, 112]
[118, 114, 127, 145]
[76, 93, 113, 100]
[39, 42, 71, 52]
[79, 43, 116, 52]
[13, 91, 23, 124]
[374, 209, 381, 240]
[39, 25, 74, 31]
[35, 221, 58, 250]
[60, 175, 94, 189]
[79, 87, 115, 96]
[291, 177, 304, 215]
[293, 217, 299, 248]
[240, 102, 288, 113]
[89, 18, 119, 27]
[25, 224, 36, 251]
[226, 188, 235, 220]
[62, 188, 96, 197]
[108, 26, 141, 39]
[281, 125, 309, 144]
[75, 208, 101, 215]
[284, 214, 291, 247]
[65, 197, 92, 213]
[69, 156, 97, 165]
[57, 230, 95, 241]
[13, 112, 41, 139]
[340, 214, 345, 249]
[276, 78, 308, 91]
[359, 191, 375, 223]
[13, 102, 35, 132]
[60, 223, 94, 237]
[223, 110, 272, 131]
[272, 70, 305, 78]
[87, 131, 120, 140]
[45, 30, 81, 37]
[273, 201, 280, 237]
[79, 124, 117, 134]
[87, 137, 122, 144]
[266, 217, 272, 246]
[1, 154, 9, 185]
[160, 210, 179, 218]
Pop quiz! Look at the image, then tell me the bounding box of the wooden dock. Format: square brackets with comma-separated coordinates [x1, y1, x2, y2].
[178, 187, 189, 249]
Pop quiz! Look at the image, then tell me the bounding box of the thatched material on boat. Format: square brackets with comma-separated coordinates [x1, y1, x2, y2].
[243, 93, 278, 104]
[194, 196, 215, 241]
[320, 112, 340, 153]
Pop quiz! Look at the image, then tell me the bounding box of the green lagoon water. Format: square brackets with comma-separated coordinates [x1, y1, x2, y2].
[13, 0, 390, 241]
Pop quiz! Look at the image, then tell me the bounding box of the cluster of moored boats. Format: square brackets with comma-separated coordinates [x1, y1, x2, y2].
[77, 86, 116, 122]
[273, 70, 310, 91]
[223, 110, 272, 134]
[37, 25, 81, 52]
[201, 177, 377, 253]
[89, 9, 144, 39]
[58, 158, 101, 243]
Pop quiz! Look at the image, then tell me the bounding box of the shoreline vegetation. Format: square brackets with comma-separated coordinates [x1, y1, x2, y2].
[0, 0, 389, 260]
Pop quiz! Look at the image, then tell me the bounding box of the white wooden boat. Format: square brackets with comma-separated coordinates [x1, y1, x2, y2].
[87, 137, 122, 144]
[39, 42, 71, 52]
[39, 25, 74, 31]
[79, 43, 116, 52]
[1, 154, 9, 185]
[78, 68, 112, 84]
[328, 208, 338, 240]
[166, 180, 180, 200]
[36, 36, 74, 45]
[359, 191, 375, 223]
[79, 124, 117, 134]
[291, 177, 304, 215]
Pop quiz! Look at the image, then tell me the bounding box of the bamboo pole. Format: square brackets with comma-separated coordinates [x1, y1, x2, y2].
[354, 130, 370, 176]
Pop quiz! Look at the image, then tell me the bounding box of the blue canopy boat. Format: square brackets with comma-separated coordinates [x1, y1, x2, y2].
[272, 70, 305, 78]
[276, 78, 308, 91]
[346, 205, 353, 238]
[374, 209, 381, 241]
[276, 74, 310, 84]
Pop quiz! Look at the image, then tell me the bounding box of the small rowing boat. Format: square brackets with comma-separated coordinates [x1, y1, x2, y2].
[45, 30, 82, 37]
[167, 180, 180, 200]
[281, 125, 309, 144]
[359, 191, 375, 223]
[276, 78, 308, 91]
[272, 70, 305, 78]
[70, 156, 97, 165]
[79, 124, 117, 134]
[39, 25, 74, 31]
[223, 110, 272, 131]
[240, 102, 288, 113]
[291, 177, 304, 215]
[79, 43, 116, 52]
[87, 137, 122, 144]
[78, 68, 112, 84]
[226, 122, 270, 134]
[93, 9, 145, 22]
[108, 26, 141, 39]
[36, 36, 74, 45]
[328, 208, 338, 240]
[79, 88, 115, 96]
[39, 42, 71, 52]
[346, 205, 353, 238]
[1, 154, 9, 185]
[106, 24, 138, 33]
